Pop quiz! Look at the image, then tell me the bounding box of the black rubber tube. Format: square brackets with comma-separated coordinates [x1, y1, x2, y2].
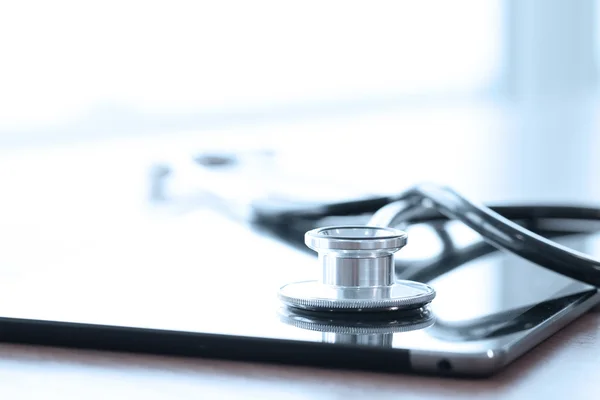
[253, 183, 600, 287]
[396, 184, 600, 287]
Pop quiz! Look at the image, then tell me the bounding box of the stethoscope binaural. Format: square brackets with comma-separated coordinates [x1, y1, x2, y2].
[277, 183, 600, 314]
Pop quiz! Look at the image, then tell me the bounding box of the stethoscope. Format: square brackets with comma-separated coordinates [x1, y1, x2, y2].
[149, 160, 600, 316]
[268, 183, 600, 314]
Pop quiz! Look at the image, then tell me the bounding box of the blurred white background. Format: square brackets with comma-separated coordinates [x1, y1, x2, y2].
[0, 0, 598, 233]
[0, 0, 597, 197]
[0, 0, 502, 142]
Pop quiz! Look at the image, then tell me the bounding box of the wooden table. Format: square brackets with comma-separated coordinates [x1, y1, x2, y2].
[1, 307, 598, 399]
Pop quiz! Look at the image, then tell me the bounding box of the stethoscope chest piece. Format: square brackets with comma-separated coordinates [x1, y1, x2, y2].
[278, 226, 436, 313]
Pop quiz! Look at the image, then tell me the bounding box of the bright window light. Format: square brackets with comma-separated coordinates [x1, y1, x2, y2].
[0, 0, 504, 135]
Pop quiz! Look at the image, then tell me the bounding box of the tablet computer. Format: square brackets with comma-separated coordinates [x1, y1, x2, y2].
[0, 211, 597, 377]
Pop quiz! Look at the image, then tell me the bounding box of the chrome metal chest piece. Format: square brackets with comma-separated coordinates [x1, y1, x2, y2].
[278, 226, 436, 313]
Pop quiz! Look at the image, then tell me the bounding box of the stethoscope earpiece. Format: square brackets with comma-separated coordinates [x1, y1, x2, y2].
[278, 226, 436, 313]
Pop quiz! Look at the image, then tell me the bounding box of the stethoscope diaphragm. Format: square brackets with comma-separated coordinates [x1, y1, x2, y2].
[278, 226, 436, 313]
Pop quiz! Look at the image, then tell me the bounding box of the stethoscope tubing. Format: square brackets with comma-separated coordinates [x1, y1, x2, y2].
[253, 183, 600, 287]
[396, 184, 600, 287]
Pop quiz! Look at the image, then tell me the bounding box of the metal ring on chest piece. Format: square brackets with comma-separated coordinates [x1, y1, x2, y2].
[278, 226, 436, 313]
[278, 307, 435, 348]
